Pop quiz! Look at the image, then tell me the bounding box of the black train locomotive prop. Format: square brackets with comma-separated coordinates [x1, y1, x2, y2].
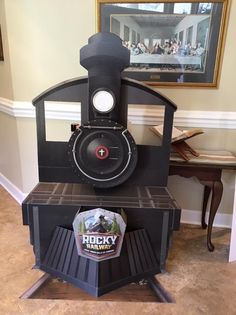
[22, 33, 181, 298]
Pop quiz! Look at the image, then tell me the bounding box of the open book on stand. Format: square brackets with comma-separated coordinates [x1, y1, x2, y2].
[150, 125, 204, 161]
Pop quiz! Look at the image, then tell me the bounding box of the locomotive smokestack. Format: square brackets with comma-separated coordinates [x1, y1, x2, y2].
[80, 32, 130, 75]
[80, 32, 130, 123]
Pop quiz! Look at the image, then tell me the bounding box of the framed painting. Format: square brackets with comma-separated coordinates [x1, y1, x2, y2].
[96, 0, 231, 87]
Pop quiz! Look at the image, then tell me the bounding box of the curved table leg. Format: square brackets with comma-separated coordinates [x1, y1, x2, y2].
[207, 180, 223, 252]
[201, 186, 211, 229]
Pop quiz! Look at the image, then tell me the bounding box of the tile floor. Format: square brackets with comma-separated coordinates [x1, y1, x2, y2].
[1, 185, 236, 315]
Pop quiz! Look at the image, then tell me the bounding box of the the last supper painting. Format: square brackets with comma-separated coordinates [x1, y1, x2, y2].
[97, 0, 230, 87]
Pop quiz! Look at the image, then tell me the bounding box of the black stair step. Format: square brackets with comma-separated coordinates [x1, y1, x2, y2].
[40, 226, 161, 297]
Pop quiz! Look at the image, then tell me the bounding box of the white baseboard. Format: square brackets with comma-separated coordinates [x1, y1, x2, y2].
[0, 173, 27, 204]
[181, 208, 232, 228]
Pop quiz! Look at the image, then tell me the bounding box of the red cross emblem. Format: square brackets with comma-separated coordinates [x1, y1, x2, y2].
[95, 145, 109, 160]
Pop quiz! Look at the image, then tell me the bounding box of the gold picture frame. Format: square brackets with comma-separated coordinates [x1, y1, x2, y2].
[96, 0, 231, 87]
[0, 25, 4, 61]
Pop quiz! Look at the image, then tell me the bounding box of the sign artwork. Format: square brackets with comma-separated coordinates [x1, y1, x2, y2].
[73, 208, 126, 261]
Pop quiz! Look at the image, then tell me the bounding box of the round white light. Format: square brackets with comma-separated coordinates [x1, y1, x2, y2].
[92, 90, 115, 113]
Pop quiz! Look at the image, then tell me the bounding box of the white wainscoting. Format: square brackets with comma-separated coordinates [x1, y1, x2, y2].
[181, 209, 232, 228]
[1, 97, 236, 128]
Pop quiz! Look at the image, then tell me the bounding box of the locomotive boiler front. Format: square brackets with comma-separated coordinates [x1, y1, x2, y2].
[68, 33, 138, 188]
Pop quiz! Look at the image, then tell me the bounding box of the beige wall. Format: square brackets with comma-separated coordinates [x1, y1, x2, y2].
[168, 170, 235, 215]
[0, 0, 235, 112]
[0, 112, 23, 189]
[131, 124, 236, 155]
[3, 0, 95, 100]
[0, 0, 13, 99]
[0, 112, 38, 193]
[184, 128, 236, 155]
[16, 117, 38, 193]
[158, 1, 236, 111]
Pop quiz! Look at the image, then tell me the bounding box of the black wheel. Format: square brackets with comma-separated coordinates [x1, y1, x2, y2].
[68, 120, 137, 188]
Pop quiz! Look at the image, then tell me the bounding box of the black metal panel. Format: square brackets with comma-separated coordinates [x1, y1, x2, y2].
[121, 78, 176, 109]
[40, 226, 161, 297]
[22, 183, 179, 210]
[80, 33, 130, 126]
[33, 78, 88, 147]
[22, 183, 180, 272]
[37, 144, 171, 186]
[32, 77, 176, 187]
[27, 205, 78, 261]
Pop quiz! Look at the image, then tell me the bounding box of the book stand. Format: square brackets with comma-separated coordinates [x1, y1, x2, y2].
[150, 125, 203, 161]
[171, 140, 200, 161]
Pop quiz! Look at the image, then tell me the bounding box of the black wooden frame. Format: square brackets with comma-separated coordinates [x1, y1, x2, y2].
[33, 76, 177, 187]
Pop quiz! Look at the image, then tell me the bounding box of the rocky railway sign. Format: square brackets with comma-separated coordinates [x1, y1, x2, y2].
[73, 208, 126, 262]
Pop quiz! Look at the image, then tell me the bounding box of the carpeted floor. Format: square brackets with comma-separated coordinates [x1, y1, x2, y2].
[1, 185, 236, 315]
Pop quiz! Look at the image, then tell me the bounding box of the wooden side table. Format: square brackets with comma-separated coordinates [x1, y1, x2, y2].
[169, 151, 236, 251]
